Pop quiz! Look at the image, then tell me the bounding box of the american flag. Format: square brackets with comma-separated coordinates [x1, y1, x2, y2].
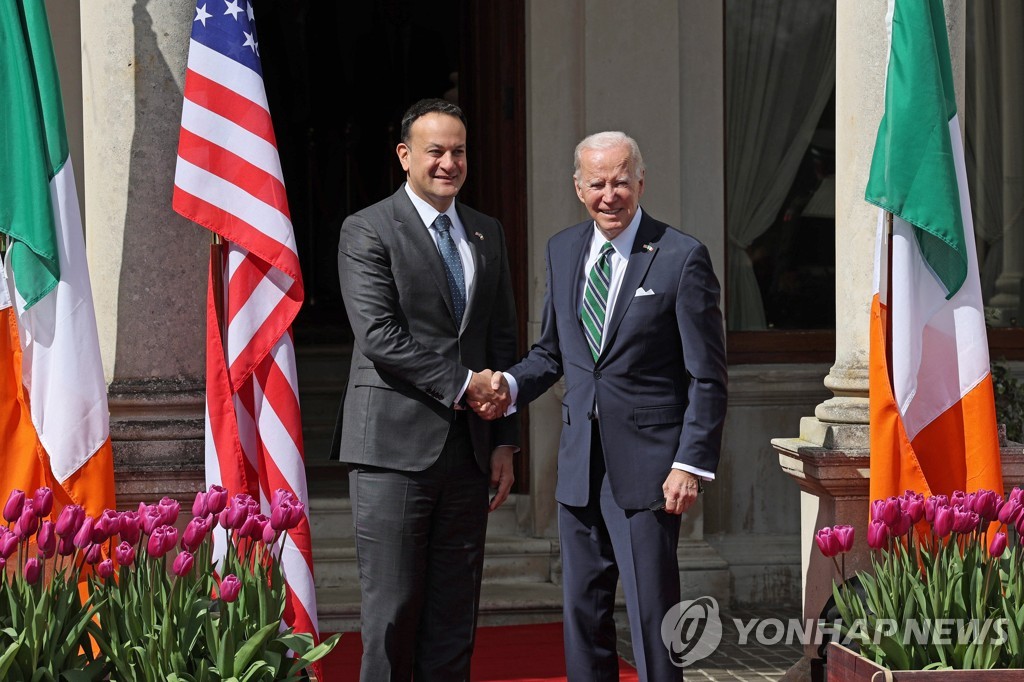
[171, 0, 320, 656]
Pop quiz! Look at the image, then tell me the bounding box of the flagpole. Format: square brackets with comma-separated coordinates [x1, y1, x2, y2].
[885, 211, 894, 390]
[211, 233, 226, 349]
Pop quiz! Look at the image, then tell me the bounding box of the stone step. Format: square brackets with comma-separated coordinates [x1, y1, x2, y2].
[317, 579, 567, 633]
[309, 493, 525, 541]
[313, 533, 557, 589]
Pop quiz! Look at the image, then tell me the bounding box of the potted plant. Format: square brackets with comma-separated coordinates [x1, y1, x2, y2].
[0, 486, 339, 681]
[818, 488, 1024, 679]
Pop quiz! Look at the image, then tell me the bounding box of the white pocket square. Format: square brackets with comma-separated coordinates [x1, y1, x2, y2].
[634, 287, 655, 297]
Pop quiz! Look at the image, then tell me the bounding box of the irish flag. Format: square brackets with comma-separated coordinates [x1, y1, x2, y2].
[0, 2, 115, 517]
[866, 0, 1003, 502]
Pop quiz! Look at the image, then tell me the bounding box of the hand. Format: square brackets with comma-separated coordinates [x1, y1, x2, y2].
[661, 470, 702, 515]
[467, 370, 510, 420]
[488, 446, 515, 511]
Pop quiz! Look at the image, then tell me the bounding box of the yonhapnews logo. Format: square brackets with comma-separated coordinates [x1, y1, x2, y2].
[660, 596, 723, 667]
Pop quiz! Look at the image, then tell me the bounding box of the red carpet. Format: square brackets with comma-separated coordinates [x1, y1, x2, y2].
[321, 621, 639, 681]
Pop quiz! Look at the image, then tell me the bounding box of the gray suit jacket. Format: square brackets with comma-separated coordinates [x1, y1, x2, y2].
[507, 211, 727, 509]
[333, 186, 520, 473]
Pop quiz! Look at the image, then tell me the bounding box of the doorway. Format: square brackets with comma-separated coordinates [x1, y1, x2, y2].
[254, 0, 529, 487]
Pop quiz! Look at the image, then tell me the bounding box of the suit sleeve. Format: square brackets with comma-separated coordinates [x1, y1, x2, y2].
[338, 214, 466, 404]
[507, 240, 565, 406]
[674, 243, 728, 472]
[487, 220, 521, 446]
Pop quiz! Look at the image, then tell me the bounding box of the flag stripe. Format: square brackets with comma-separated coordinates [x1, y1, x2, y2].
[181, 69, 278, 144]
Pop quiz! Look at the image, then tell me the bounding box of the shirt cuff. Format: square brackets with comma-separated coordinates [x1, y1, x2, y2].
[502, 372, 519, 416]
[672, 462, 715, 481]
[454, 370, 472, 407]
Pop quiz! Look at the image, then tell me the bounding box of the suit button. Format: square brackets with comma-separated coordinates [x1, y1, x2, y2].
[593, 371, 601, 379]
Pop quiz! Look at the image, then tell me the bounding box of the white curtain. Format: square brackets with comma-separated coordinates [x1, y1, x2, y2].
[725, 0, 836, 330]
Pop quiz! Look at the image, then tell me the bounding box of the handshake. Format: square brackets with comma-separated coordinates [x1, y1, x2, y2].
[466, 370, 512, 420]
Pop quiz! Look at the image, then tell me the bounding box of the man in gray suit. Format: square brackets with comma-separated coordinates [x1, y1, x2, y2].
[335, 98, 519, 681]
[492, 131, 727, 680]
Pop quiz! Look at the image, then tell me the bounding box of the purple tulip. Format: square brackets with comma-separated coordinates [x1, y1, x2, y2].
[182, 517, 211, 553]
[57, 535, 75, 557]
[55, 504, 84, 537]
[272, 488, 296, 508]
[3, 490, 25, 524]
[867, 518, 889, 549]
[951, 490, 967, 509]
[148, 526, 173, 558]
[971, 489, 1001, 522]
[933, 506, 955, 537]
[953, 509, 980, 535]
[815, 527, 840, 558]
[206, 485, 229, 515]
[32, 487, 53, 518]
[172, 551, 195, 577]
[97, 559, 115, 580]
[73, 517, 95, 549]
[115, 541, 135, 567]
[0, 530, 17, 559]
[158, 497, 180, 526]
[15, 502, 38, 539]
[94, 509, 121, 542]
[901, 492, 925, 524]
[24, 557, 41, 584]
[84, 543, 103, 564]
[1011, 487, 1024, 505]
[870, 499, 885, 522]
[140, 505, 164, 535]
[119, 511, 141, 545]
[262, 522, 277, 545]
[891, 511, 913, 537]
[876, 497, 899, 526]
[270, 500, 292, 531]
[37, 521, 56, 559]
[286, 501, 305, 529]
[219, 574, 242, 602]
[192, 491, 209, 519]
[220, 503, 248, 530]
[990, 531, 1008, 558]
[833, 525, 855, 553]
[238, 513, 258, 539]
[999, 498, 1022, 526]
[924, 494, 949, 523]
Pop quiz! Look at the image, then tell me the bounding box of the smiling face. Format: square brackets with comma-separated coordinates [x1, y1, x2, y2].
[574, 142, 644, 241]
[396, 112, 467, 212]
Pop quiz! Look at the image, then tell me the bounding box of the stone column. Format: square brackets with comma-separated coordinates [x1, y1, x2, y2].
[80, 0, 209, 507]
[774, 0, 968, 665]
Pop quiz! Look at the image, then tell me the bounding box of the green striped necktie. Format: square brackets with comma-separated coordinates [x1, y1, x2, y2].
[580, 242, 614, 361]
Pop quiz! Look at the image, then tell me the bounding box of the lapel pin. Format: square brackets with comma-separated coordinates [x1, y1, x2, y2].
[641, 243, 653, 252]
[474, 231, 485, 241]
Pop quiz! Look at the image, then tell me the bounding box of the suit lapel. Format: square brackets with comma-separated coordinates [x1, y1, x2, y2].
[393, 190, 458, 323]
[600, 218, 657, 357]
[460, 210, 484, 332]
[566, 223, 594, 356]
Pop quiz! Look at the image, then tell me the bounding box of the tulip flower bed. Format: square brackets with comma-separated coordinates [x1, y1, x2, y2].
[817, 488, 1024, 671]
[0, 485, 338, 680]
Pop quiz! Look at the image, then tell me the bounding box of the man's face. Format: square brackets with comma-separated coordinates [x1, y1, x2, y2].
[574, 143, 644, 241]
[396, 112, 467, 212]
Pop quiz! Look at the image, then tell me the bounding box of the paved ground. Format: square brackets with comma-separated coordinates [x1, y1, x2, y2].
[615, 606, 811, 681]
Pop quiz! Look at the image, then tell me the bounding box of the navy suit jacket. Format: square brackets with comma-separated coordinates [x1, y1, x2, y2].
[508, 210, 727, 509]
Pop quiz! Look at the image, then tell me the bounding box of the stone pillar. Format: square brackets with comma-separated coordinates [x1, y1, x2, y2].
[990, 2, 1024, 326]
[774, 0, 968, 666]
[80, 1, 209, 507]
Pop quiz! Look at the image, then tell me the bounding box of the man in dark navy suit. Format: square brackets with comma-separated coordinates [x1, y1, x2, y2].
[494, 131, 728, 681]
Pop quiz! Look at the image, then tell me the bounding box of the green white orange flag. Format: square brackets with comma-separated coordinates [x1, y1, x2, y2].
[865, 0, 1003, 502]
[0, 1, 115, 517]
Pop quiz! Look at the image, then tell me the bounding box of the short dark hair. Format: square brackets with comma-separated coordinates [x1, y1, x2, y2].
[400, 98, 466, 143]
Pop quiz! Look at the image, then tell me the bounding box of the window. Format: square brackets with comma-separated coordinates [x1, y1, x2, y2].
[724, 0, 837, 363]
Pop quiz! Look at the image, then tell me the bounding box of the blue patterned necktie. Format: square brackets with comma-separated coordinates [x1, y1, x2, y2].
[434, 213, 466, 325]
[580, 242, 614, 361]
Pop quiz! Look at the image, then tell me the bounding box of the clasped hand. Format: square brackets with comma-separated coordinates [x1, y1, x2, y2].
[467, 370, 510, 420]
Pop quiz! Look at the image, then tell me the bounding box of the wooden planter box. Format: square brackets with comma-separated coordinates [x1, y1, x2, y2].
[827, 643, 1024, 681]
